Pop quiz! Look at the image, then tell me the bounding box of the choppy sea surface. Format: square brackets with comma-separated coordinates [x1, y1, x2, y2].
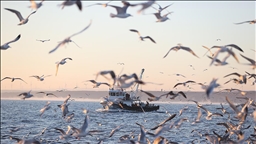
[1, 91, 255, 144]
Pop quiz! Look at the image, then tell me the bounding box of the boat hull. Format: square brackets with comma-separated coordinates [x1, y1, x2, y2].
[119, 103, 159, 112]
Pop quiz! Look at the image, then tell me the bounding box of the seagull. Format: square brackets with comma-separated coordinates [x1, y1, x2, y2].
[18, 90, 33, 100]
[59, 0, 82, 11]
[4, 8, 36, 25]
[36, 39, 50, 43]
[152, 11, 173, 22]
[166, 91, 187, 99]
[95, 70, 116, 87]
[199, 105, 223, 120]
[30, 75, 51, 81]
[49, 20, 92, 54]
[117, 62, 125, 65]
[28, 0, 44, 10]
[152, 3, 173, 13]
[1, 77, 27, 83]
[55, 57, 72, 76]
[109, 125, 123, 137]
[173, 73, 186, 78]
[224, 78, 243, 85]
[163, 44, 199, 58]
[223, 72, 247, 84]
[210, 44, 244, 66]
[189, 65, 195, 70]
[129, 29, 156, 43]
[108, 1, 133, 18]
[36, 92, 58, 97]
[179, 106, 188, 116]
[234, 19, 256, 25]
[245, 71, 256, 79]
[240, 54, 256, 69]
[216, 39, 221, 41]
[216, 103, 229, 114]
[4, 136, 40, 144]
[1, 34, 21, 50]
[222, 88, 246, 96]
[131, 0, 156, 14]
[58, 102, 70, 118]
[207, 54, 230, 66]
[173, 80, 196, 88]
[40, 101, 51, 117]
[55, 126, 73, 140]
[85, 0, 112, 8]
[140, 90, 168, 101]
[86, 80, 110, 88]
[206, 78, 220, 98]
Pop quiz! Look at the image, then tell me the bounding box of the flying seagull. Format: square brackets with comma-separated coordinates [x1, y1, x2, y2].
[85, 0, 112, 8]
[30, 75, 51, 81]
[36, 39, 50, 43]
[18, 90, 33, 100]
[152, 11, 173, 22]
[224, 72, 247, 84]
[234, 19, 256, 25]
[86, 80, 110, 88]
[173, 80, 196, 88]
[28, 0, 44, 10]
[130, 0, 156, 14]
[4, 8, 36, 25]
[59, 0, 82, 11]
[1, 34, 21, 50]
[163, 44, 199, 58]
[207, 54, 230, 66]
[1, 77, 27, 84]
[37, 92, 58, 97]
[55, 57, 72, 76]
[206, 78, 220, 98]
[49, 20, 92, 54]
[108, 1, 133, 18]
[130, 29, 156, 43]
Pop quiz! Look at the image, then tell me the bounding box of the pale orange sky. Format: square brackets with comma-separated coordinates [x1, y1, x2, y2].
[1, 1, 255, 91]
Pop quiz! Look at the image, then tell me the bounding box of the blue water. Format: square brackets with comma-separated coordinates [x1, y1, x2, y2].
[1, 100, 255, 144]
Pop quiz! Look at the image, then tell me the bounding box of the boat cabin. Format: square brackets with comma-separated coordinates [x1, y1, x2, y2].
[108, 88, 131, 100]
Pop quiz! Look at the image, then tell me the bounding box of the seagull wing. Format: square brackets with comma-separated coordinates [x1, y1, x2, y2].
[108, 5, 125, 14]
[141, 90, 156, 98]
[144, 36, 156, 43]
[161, 3, 173, 11]
[240, 54, 255, 65]
[225, 44, 244, 52]
[234, 21, 251, 25]
[177, 91, 187, 99]
[4, 8, 24, 21]
[76, 0, 82, 11]
[129, 29, 140, 36]
[16, 78, 27, 84]
[88, 80, 97, 84]
[173, 83, 182, 88]
[68, 20, 92, 38]
[1, 77, 12, 81]
[63, 57, 72, 61]
[5, 34, 21, 45]
[153, 12, 162, 19]
[49, 42, 64, 54]
[55, 64, 60, 76]
[26, 11, 37, 19]
[180, 46, 199, 58]
[55, 128, 66, 135]
[223, 72, 241, 78]
[71, 40, 81, 48]
[225, 96, 240, 114]
[163, 46, 178, 58]
[162, 11, 173, 17]
[207, 55, 222, 64]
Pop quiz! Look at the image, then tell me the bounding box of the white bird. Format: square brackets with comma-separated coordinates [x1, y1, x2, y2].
[163, 44, 199, 58]
[109, 125, 122, 137]
[55, 126, 73, 140]
[1, 77, 26, 83]
[36, 92, 58, 97]
[206, 78, 220, 98]
[86, 80, 110, 88]
[40, 101, 51, 117]
[223, 72, 247, 84]
[141, 90, 168, 101]
[131, 0, 156, 14]
[210, 44, 244, 66]
[108, 1, 133, 18]
[234, 19, 256, 25]
[129, 29, 156, 43]
[18, 90, 33, 100]
[173, 73, 186, 78]
[36, 39, 50, 43]
[28, 0, 44, 10]
[85, 0, 112, 8]
[152, 11, 173, 22]
[49, 20, 92, 54]
[30, 75, 51, 81]
[55, 57, 72, 76]
[4, 8, 36, 25]
[59, 0, 82, 11]
[5, 136, 40, 144]
[207, 54, 230, 66]
[1, 34, 21, 50]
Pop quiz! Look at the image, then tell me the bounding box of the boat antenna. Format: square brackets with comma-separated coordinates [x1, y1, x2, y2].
[134, 68, 145, 97]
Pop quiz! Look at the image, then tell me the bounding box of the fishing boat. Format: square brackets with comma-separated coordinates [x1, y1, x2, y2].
[99, 69, 160, 112]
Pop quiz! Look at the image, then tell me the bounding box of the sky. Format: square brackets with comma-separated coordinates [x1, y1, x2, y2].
[1, 1, 255, 92]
